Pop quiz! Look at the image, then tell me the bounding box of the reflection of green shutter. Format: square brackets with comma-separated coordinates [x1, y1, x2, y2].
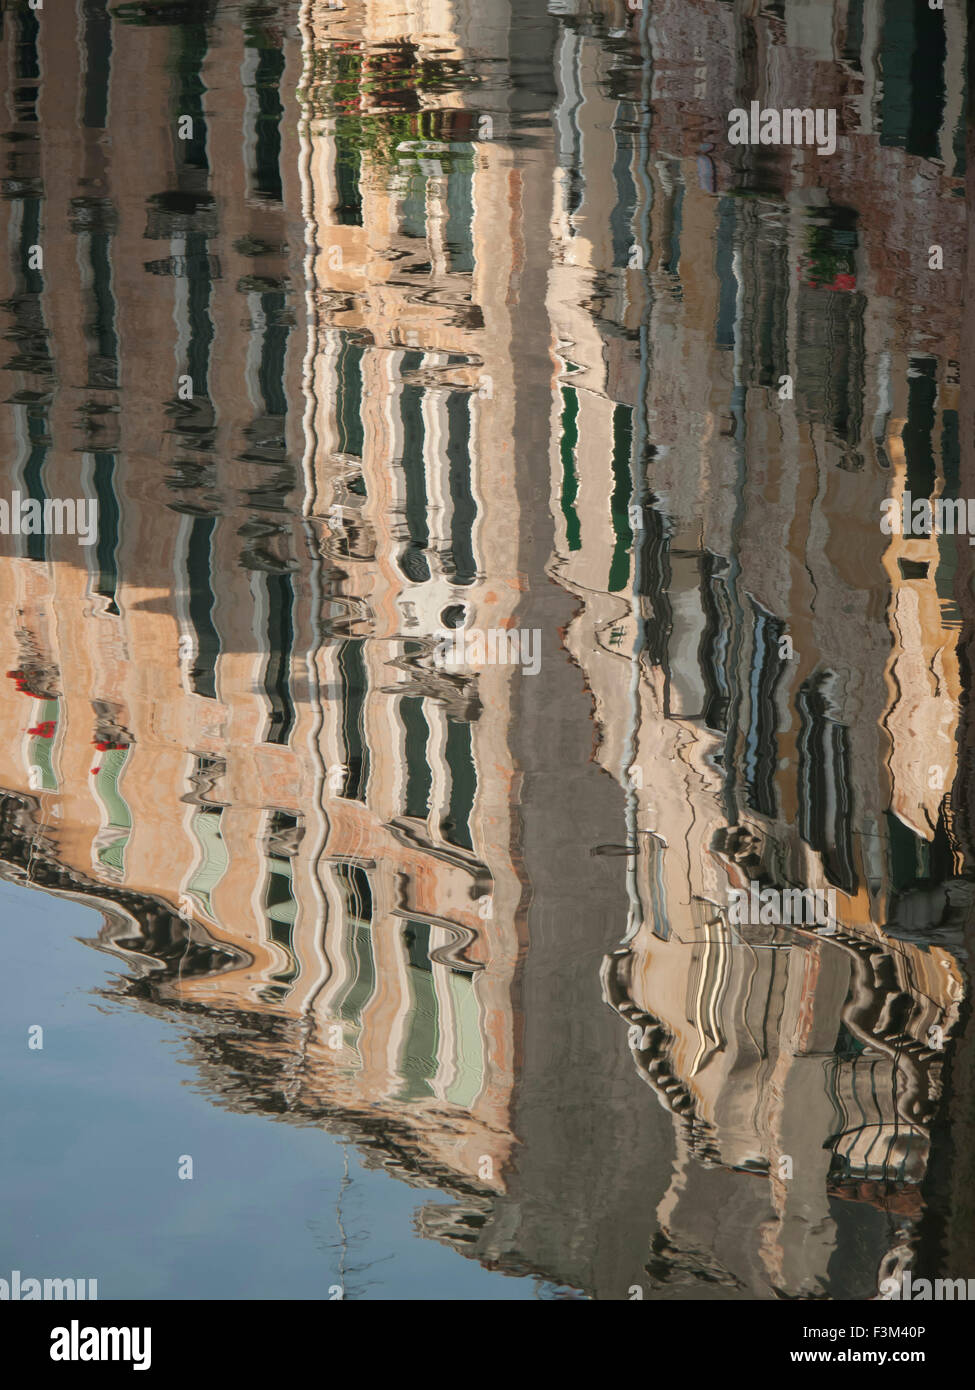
[96, 748, 131, 828]
[94, 747, 131, 873]
[446, 972, 482, 1108]
[29, 699, 59, 791]
[337, 924, 376, 1031]
[187, 808, 227, 918]
[399, 922, 439, 1100]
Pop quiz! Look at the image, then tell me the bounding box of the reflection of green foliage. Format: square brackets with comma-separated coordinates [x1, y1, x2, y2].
[297, 43, 475, 172]
[803, 220, 856, 285]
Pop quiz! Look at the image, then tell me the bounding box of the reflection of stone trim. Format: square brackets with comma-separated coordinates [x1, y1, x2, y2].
[601, 947, 722, 1166]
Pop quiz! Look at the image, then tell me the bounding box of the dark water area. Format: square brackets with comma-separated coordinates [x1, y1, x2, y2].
[0, 0, 972, 1304]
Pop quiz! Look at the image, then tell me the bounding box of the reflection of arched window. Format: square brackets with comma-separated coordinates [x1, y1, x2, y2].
[797, 674, 856, 892]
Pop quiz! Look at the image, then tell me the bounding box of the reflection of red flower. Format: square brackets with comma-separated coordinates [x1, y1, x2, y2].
[803, 267, 856, 292]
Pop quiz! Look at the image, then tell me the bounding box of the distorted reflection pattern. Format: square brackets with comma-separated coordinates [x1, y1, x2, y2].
[0, 0, 970, 1300]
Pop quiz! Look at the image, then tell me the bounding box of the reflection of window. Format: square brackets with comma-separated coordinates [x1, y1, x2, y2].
[397, 352, 430, 582]
[608, 405, 633, 593]
[609, 108, 638, 270]
[249, 42, 283, 202]
[23, 408, 48, 564]
[399, 921, 439, 1100]
[261, 811, 299, 998]
[699, 555, 732, 734]
[82, 0, 111, 130]
[398, 919, 485, 1107]
[903, 357, 937, 502]
[338, 638, 369, 800]
[880, 0, 945, 161]
[174, 19, 209, 172]
[263, 573, 295, 746]
[441, 718, 475, 852]
[186, 515, 220, 700]
[559, 386, 581, 552]
[743, 602, 785, 819]
[445, 156, 475, 274]
[445, 393, 476, 586]
[797, 675, 856, 892]
[444, 969, 483, 1107]
[91, 451, 120, 615]
[86, 223, 118, 388]
[336, 341, 364, 457]
[332, 864, 375, 1033]
[400, 695, 431, 820]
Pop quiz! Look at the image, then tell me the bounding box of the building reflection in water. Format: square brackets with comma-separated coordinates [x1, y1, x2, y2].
[0, 0, 970, 1298]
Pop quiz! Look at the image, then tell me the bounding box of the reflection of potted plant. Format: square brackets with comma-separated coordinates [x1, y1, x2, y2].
[800, 223, 857, 292]
[298, 43, 475, 173]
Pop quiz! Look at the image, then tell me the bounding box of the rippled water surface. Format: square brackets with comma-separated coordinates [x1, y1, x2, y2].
[0, 0, 972, 1301]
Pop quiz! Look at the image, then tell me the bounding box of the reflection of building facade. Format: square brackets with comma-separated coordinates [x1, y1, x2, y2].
[0, 0, 529, 1194]
[542, 0, 968, 1295]
[0, 0, 970, 1302]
